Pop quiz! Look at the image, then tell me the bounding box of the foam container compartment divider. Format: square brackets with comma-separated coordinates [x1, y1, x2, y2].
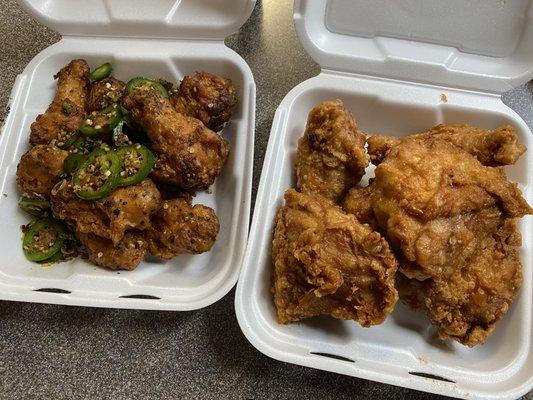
[235, 1, 533, 399]
[0, 0, 256, 310]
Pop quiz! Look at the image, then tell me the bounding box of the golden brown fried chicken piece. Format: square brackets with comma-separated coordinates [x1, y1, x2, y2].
[30, 59, 90, 145]
[368, 124, 525, 166]
[371, 138, 531, 281]
[170, 71, 237, 132]
[78, 231, 148, 271]
[122, 88, 229, 189]
[16, 145, 68, 197]
[50, 179, 161, 244]
[342, 184, 376, 228]
[147, 199, 219, 259]
[87, 77, 125, 112]
[398, 218, 522, 347]
[272, 189, 398, 326]
[296, 100, 369, 202]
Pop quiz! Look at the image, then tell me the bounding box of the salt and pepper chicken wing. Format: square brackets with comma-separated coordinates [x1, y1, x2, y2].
[87, 77, 125, 112]
[147, 199, 219, 259]
[296, 100, 368, 202]
[30, 59, 90, 145]
[170, 71, 237, 132]
[367, 124, 525, 166]
[122, 88, 229, 189]
[77, 231, 148, 271]
[16, 145, 69, 198]
[50, 179, 161, 245]
[272, 189, 398, 326]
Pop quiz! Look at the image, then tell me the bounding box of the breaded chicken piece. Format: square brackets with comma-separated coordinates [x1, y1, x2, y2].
[50, 179, 161, 244]
[342, 184, 376, 228]
[87, 77, 125, 112]
[272, 189, 398, 326]
[78, 231, 148, 271]
[296, 100, 369, 202]
[371, 138, 531, 281]
[30, 59, 90, 145]
[147, 199, 219, 259]
[368, 124, 525, 166]
[170, 71, 237, 132]
[16, 144, 69, 197]
[398, 218, 522, 347]
[122, 88, 229, 189]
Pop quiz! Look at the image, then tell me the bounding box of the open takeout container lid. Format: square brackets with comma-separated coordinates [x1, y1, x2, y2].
[294, 0, 533, 93]
[19, 0, 256, 40]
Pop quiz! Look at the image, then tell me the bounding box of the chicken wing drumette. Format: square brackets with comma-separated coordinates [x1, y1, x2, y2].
[122, 88, 229, 189]
[147, 199, 219, 259]
[30, 59, 90, 145]
[296, 100, 369, 202]
[272, 189, 398, 326]
[367, 124, 525, 166]
[16, 144, 69, 198]
[170, 71, 237, 132]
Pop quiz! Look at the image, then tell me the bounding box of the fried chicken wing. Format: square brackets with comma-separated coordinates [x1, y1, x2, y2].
[16, 145, 69, 197]
[398, 218, 522, 347]
[30, 59, 90, 145]
[296, 100, 369, 202]
[87, 77, 125, 112]
[170, 71, 237, 132]
[272, 189, 398, 326]
[122, 88, 229, 189]
[78, 231, 148, 271]
[368, 124, 525, 166]
[371, 138, 531, 281]
[50, 179, 161, 244]
[147, 199, 219, 259]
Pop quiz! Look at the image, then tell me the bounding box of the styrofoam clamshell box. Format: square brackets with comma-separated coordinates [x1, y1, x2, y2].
[0, 0, 256, 310]
[235, 1, 533, 399]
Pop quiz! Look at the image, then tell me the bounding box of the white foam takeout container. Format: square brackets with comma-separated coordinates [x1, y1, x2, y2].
[0, 0, 256, 310]
[235, 1, 533, 399]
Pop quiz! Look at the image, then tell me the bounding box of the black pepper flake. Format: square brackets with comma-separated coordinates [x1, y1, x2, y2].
[307, 133, 317, 142]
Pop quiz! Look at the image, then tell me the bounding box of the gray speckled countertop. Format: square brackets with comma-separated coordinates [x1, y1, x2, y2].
[0, 1, 532, 399]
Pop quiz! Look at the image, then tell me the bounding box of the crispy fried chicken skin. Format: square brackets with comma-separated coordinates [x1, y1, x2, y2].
[147, 199, 219, 259]
[272, 189, 398, 326]
[87, 77, 125, 112]
[30, 59, 90, 145]
[296, 100, 369, 202]
[342, 184, 376, 228]
[122, 88, 229, 189]
[170, 71, 237, 132]
[16, 145, 69, 198]
[78, 231, 148, 271]
[50, 179, 161, 245]
[398, 218, 523, 347]
[367, 124, 525, 166]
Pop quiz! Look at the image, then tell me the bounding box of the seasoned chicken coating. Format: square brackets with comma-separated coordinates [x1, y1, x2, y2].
[87, 77, 125, 112]
[272, 189, 398, 326]
[122, 88, 229, 189]
[147, 199, 219, 259]
[78, 231, 148, 271]
[342, 184, 376, 228]
[50, 179, 161, 244]
[16, 145, 68, 197]
[30, 59, 90, 145]
[170, 71, 237, 132]
[371, 138, 531, 281]
[296, 100, 368, 202]
[367, 124, 525, 166]
[398, 218, 522, 347]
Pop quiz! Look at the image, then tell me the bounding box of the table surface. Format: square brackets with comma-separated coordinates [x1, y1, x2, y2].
[1, 1, 532, 399]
